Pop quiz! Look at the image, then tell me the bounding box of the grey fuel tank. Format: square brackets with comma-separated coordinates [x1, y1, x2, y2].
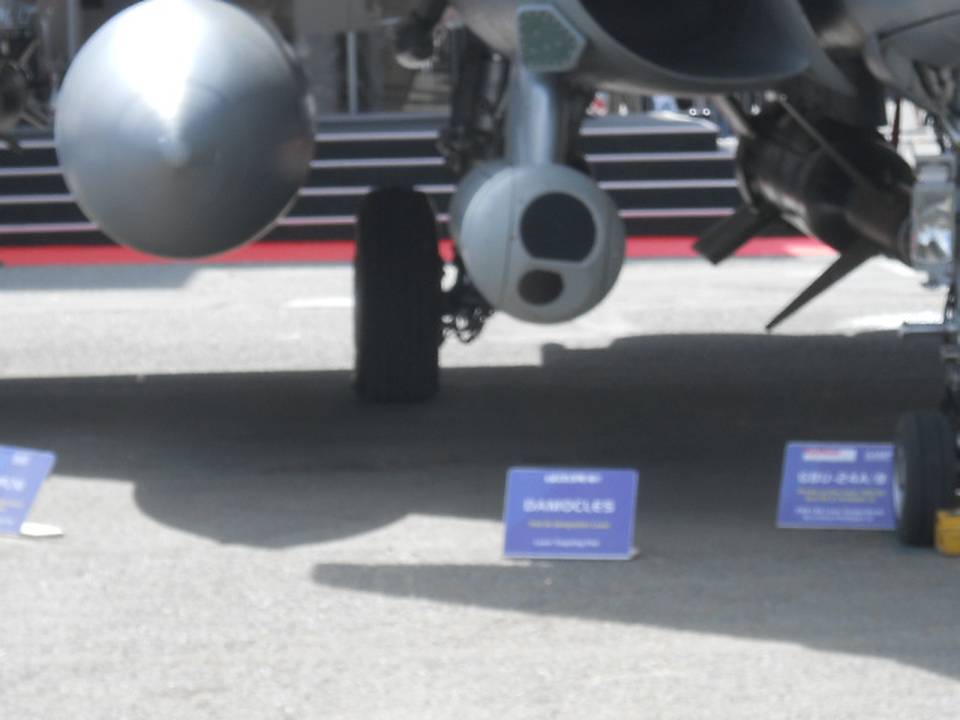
[55, 0, 315, 259]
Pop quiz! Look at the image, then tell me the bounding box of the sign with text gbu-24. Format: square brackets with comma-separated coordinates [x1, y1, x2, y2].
[777, 442, 895, 531]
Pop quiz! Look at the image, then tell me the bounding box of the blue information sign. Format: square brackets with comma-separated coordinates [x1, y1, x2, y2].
[503, 467, 639, 559]
[0, 446, 57, 535]
[777, 442, 895, 531]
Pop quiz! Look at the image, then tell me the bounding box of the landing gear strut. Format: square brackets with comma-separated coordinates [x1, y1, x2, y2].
[897, 156, 960, 544]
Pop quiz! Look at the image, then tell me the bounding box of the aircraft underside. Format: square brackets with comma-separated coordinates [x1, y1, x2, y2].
[42, 0, 960, 545]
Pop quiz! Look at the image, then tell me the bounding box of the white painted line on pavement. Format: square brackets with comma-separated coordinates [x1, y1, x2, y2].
[284, 297, 355, 310]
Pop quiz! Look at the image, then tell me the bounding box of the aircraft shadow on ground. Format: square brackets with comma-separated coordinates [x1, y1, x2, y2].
[0, 331, 957, 679]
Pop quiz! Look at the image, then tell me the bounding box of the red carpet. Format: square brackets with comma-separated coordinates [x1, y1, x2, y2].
[0, 237, 833, 267]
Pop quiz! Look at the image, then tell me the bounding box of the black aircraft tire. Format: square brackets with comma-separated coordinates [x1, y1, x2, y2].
[894, 410, 958, 547]
[354, 187, 442, 403]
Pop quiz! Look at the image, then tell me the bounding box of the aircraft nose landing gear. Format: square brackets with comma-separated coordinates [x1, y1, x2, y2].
[897, 158, 960, 546]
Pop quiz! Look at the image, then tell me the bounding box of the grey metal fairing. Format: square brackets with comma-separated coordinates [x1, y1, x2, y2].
[824, 0, 960, 116]
[801, 0, 960, 51]
[451, 0, 844, 94]
[791, 1, 960, 114]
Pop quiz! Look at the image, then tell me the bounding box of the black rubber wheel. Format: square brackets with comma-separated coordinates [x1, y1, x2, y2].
[354, 187, 442, 403]
[894, 410, 958, 546]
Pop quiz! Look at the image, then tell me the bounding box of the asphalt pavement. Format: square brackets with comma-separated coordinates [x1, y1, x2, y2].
[0, 256, 958, 719]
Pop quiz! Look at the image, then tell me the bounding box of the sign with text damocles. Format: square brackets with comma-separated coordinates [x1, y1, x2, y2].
[504, 467, 639, 559]
[777, 442, 895, 530]
[0, 446, 57, 535]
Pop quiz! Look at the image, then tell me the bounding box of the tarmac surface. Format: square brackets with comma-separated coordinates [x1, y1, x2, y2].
[1, 256, 959, 719]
